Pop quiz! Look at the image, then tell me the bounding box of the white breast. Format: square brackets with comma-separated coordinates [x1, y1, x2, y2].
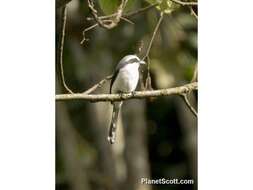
[112, 63, 140, 93]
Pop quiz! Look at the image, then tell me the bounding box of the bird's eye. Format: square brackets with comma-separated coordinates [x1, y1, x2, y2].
[128, 58, 139, 64]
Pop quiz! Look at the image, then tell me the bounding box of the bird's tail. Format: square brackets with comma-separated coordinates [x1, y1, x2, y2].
[108, 101, 122, 144]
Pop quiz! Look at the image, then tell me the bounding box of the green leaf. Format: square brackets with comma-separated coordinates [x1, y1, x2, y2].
[99, 0, 136, 15]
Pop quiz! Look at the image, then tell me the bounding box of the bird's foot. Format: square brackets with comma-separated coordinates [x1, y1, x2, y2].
[131, 91, 137, 96]
[118, 91, 125, 99]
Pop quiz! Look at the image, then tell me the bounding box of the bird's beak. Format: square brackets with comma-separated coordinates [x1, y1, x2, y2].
[139, 60, 146, 65]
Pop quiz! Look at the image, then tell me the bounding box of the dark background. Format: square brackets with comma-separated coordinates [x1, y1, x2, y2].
[56, 1, 197, 190]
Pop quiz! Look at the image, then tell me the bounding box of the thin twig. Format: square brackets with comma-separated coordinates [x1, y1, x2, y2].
[82, 75, 113, 94]
[87, 0, 128, 29]
[179, 62, 198, 117]
[56, 82, 198, 102]
[181, 93, 198, 117]
[120, 17, 134, 25]
[82, 3, 158, 44]
[189, 6, 198, 19]
[145, 56, 153, 90]
[59, 6, 74, 94]
[142, 13, 164, 90]
[170, 0, 198, 6]
[89, 3, 159, 20]
[142, 13, 164, 60]
[82, 0, 128, 44]
[124, 3, 159, 17]
[80, 23, 98, 44]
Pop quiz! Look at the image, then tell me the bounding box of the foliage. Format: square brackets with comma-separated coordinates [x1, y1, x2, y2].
[146, 0, 180, 14]
[98, 0, 136, 14]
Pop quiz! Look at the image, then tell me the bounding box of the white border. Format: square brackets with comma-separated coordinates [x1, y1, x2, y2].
[199, 0, 253, 189]
[0, 0, 253, 189]
[0, 1, 54, 190]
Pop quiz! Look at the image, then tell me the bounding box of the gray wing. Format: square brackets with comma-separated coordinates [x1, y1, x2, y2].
[110, 70, 119, 94]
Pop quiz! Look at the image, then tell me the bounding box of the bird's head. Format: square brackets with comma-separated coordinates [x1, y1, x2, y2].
[120, 55, 146, 66]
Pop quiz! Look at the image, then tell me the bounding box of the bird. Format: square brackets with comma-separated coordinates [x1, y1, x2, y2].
[108, 55, 145, 144]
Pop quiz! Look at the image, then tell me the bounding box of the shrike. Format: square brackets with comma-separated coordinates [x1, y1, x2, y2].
[108, 55, 145, 144]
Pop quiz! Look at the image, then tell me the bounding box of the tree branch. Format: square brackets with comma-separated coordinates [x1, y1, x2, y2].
[141, 13, 164, 91]
[87, 0, 128, 29]
[81, 3, 159, 44]
[87, 3, 159, 21]
[57, 6, 74, 94]
[170, 0, 198, 6]
[124, 3, 159, 17]
[80, 23, 99, 44]
[142, 13, 164, 61]
[82, 75, 113, 94]
[181, 93, 198, 117]
[56, 82, 197, 102]
[189, 6, 198, 19]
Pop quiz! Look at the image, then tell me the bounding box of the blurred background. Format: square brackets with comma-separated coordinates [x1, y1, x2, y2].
[56, 1, 197, 190]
